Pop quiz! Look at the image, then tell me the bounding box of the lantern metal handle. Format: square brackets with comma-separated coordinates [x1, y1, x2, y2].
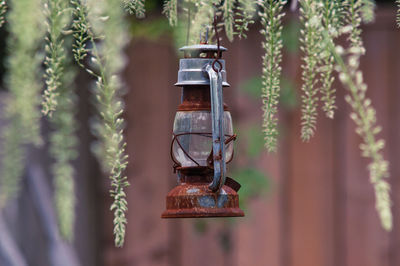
[205, 63, 226, 193]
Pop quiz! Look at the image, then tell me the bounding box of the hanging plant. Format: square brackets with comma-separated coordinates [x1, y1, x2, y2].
[0, 0, 144, 247]
[0, 0, 45, 208]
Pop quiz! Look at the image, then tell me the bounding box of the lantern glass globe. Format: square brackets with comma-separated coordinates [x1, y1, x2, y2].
[172, 110, 234, 167]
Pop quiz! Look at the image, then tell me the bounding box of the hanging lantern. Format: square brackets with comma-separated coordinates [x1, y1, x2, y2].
[161, 44, 244, 218]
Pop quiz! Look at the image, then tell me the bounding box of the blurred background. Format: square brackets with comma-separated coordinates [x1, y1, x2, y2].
[0, 1, 399, 266]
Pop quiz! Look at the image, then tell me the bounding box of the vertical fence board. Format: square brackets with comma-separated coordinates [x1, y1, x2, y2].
[102, 39, 176, 266]
[287, 103, 335, 266]
[388, 25, 400, 266]
[229, 28, 283, 266]
[332, 64, 348, 266]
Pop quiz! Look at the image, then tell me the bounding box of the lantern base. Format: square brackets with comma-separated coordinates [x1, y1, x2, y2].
[161, 183, 244, 219]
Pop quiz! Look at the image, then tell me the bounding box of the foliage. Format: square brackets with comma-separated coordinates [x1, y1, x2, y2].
[279, 77, 298, 110]
[0, 0, 6, 28]
[70, 0, 91, 67]
[235, 125, 269, 210]
[189, 0, 217, 43]
[329, 0, 391, 230]
[49, 53, 78, 241]
[245, 125, 266, 158]
[123, 0, 146, 18]
[42, 0, 71, 117]
[281, 19, 300, 54]
[130, 17, 172, 41]
[223, 0, 235, 41]
[360, 0, 375, 24]
[332, 44, 391, 231]
[234, 167, 269, 210]
[299, 0, 323, 141]
[235, 0, 256, 39]
[42, 0, 78, 240]
[258, 0, 286, 152]
[237, 0, 391, 231]
[163, 0, 256, 43]
[163, 0, 178, 26]
[397, 0, 400, 27]
[0, 0, 45, 207]
[318, 0, 341, 119]
[240, 76, 263, 99]
[0, 0, 141, 248]
[71, 0, 131, 247]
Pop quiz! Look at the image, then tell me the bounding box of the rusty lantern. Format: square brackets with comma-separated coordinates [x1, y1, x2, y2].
[161, 44, 244, 218]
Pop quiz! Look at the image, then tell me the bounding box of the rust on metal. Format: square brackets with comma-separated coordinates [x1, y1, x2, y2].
[177, 85, 228, 111]
[161, 167, 244, 218]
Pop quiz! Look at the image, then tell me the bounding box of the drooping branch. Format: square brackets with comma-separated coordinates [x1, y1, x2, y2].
[42, 0, 70, 116]
[235, 0, 256, 39]
[258, 0, 286, 152]
[71, 0, 131, 247]
[0, 0, 45, 207]
[329, 42, 392, 231]
[123, 0, 145, 18]
[396, 0, 400, 27]
[163, 0, 178, 26]
[49, 51, 78, 241]
[0, 0, 6, 28]
[318, 0, 343, 119]
[321, 0, 392, 231]
[299, 0, 323, 141]
[164, 0, 256, 44]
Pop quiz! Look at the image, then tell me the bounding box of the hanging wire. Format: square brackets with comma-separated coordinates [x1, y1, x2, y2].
[186, 4, 191, 46]
[212, 9, 222, 72]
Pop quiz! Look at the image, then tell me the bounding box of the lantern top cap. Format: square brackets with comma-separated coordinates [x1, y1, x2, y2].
[175, 44, 229, 87]
[179, 44, 227, 52]
[179, 44, 227, 59]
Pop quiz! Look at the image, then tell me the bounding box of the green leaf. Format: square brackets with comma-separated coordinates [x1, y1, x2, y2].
[282, 19, 300, 54]
[239, 76, 262, 99]
[246, 125, 265, 158]
[232, 167, 269, 210]
[280, 77, 298, 110]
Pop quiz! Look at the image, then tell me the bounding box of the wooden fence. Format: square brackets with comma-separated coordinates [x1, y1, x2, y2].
[102, 7, 400, 266]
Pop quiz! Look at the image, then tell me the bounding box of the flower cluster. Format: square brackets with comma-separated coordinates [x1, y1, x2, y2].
[331, 42, 392, 231]
[299, 0, 323, 141]
[397, 0, 400, 27]
[258, 0, 286, 152]
[123, 0, 145, 18]
[163, 0, 256, 43]
[163, 0, 178, 26]
[42, 0, 70, 117]
[235, 0, 256, 39]
[318, 0, 342, 119]
[0, 0, 6, 28]
[330, 0, 392, 230]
